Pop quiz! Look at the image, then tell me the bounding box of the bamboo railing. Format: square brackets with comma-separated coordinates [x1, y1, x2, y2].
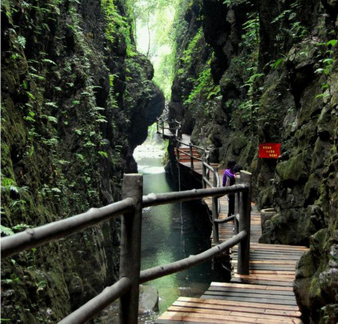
[1, 171, 252, 324]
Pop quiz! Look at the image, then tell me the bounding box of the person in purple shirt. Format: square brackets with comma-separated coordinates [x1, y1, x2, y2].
[222, 160, 236, 186]
[223, 160, 236, 217]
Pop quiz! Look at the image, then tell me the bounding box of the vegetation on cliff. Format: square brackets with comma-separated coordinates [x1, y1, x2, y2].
[1, 0, 337, 322]
[1, 0, 163, 322]
[168, 0, 338, 323]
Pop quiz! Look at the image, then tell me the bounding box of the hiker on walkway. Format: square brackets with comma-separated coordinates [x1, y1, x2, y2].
[233, 164, 242, 175]
[222, 160, 236, 186]
[222, 160, 236, 217]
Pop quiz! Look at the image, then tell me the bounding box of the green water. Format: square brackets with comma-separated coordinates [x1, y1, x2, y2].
[135, 145, 216, 315]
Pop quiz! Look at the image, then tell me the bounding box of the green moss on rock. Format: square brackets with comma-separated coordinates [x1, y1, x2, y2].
[276, 153, 309, 183]
[1, 0, 163, 322]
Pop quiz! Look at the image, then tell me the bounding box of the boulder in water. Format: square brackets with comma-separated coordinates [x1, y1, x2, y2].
[138, 285, 159, 314]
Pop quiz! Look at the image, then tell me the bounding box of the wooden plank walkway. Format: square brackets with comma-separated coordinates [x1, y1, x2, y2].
[174, 135, 219, 175]
[156, 139, 308, 323]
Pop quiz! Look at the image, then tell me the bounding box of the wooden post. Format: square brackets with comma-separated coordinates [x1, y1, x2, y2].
[234, 192, 239, 234]
[178, 126, 182, 140]
[237, 171, 252, 275]
[202, 159, 206, 189]
[176, 141, 180, 161]
[206, 151, 210, 182]
[212, 167, 219, 244]
[189, 143, 194, 170]
[234, 175, 241, 235]
[119, 174, 143, 324]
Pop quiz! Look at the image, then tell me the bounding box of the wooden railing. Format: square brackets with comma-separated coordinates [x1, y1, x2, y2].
[1, 172, 252, 324]
[175, 139, 203, 168]
[157, 117, 223, 242]
[156, 118, 219, 188]
[156, 117, 181, 139]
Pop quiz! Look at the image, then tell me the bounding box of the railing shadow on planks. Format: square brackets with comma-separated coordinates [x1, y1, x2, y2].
[1, 168, 252, 323]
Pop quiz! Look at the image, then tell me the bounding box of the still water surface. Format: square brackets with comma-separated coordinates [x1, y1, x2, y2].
[134, 144, 215, 315]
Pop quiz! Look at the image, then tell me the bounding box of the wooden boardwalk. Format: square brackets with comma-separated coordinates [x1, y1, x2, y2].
[174, 135, 219, 175]
[156, 135, 308, 324]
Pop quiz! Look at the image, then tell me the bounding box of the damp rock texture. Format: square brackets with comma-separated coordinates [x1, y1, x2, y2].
[1, 0, 164, 322]
[168, 0, 338, 322]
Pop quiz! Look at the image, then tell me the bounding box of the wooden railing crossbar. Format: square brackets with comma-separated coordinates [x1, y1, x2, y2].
[202, 161, 215, 172]
[176, 138, 204, 151]
[214, 214, 235, 224]
[59, 228, 245, 324]
[203, 178, 213, 188]
[3, 118, 252, 324]
[139, 230, 247, 283]
[142, 184, 248, 208]
[157, 117, 212, 177]
[156, 117, 228, 244]
[59, 277, 132, 324]
[1, 172, 251, 324]
[1, 198, 135, 259]
[176, 148, 202, 162]
[1, 185, 247, 259]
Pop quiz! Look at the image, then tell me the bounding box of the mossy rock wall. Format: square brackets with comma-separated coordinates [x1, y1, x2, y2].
[168, 0, 338, 322]
[1, 0, 164, 322]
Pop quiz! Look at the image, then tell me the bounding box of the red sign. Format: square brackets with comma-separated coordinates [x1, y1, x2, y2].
[259, 143, 281, 159]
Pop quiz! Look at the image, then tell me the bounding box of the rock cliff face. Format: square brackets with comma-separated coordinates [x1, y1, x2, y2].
[168, 0, 337, 322]
[1, 0, 164, 322]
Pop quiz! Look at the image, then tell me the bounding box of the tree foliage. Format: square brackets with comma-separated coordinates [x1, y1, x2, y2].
[125, 0, 191, 99]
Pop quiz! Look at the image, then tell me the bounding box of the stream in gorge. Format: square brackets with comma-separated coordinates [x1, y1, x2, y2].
[133, 137, 226, 320]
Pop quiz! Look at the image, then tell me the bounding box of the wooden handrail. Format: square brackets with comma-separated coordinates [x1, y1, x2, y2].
[139, 230, 247, 283]
[2, 185, 248, 259]
[1, 172, 251, 324]
[1, 198, 135, 258]
[157, 116, 224, 241]
[214, 215, 235, 224]
[203, 178, 213, 188]
[2, 115, 251, 324]
[157, 117, 207, 172]
[142, 184, 248, 208]
[157, 116, 251, 270]
[59, 277, 132, 324]
[176, 138, 204, 151]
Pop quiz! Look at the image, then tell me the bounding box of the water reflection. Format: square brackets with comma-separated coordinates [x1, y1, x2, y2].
[134, 144, 212, 314]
